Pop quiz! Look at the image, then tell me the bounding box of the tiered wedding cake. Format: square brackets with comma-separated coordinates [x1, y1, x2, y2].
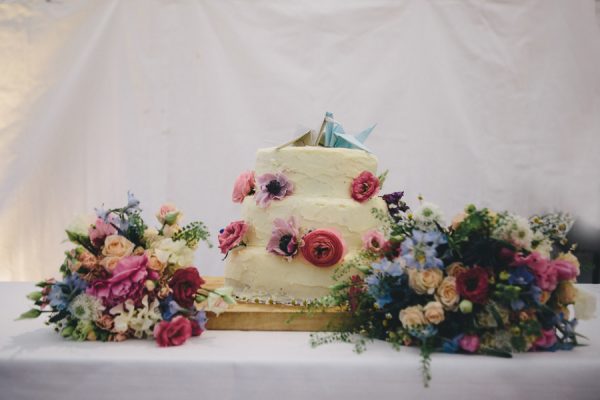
[221, 144, 387, 304]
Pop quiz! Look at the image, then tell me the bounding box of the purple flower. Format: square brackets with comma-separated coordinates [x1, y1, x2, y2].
[382, 191, 409, 220]
[255, 173, 293, 208]
[266, 217, 301, 258]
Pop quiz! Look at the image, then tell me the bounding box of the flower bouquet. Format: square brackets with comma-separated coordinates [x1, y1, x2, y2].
[311, 192, 596, 386]
[20, 193, 235, 346]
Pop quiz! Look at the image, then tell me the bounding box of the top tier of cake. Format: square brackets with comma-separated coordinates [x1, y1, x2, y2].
[255, 146, 378, 198]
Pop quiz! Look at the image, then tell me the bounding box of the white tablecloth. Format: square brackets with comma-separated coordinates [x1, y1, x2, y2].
[1, 283, 599, 400]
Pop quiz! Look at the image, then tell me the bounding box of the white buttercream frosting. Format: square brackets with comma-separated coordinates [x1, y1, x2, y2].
[224, 146, 387, 303]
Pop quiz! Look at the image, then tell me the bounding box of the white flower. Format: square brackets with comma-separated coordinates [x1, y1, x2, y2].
[143, 228, 160, 245]
[67, 214, 95, 236]
[110, 295, 161, 338]
[492, 213, 533, 250]
[204, 292, 229, 316]
[413, 202, 446, 231]
[574, 288, 597, 320]
[69, 294, 105, 322]
[152, 237, 194, 267]
[531, 231, 553, 258]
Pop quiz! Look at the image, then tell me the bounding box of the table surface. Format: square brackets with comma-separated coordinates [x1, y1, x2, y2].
[1, 283, 599, 400]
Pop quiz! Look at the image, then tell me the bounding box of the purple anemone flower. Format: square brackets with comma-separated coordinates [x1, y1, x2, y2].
[266, 217, 301, 259]
[255, 173, 293, 208]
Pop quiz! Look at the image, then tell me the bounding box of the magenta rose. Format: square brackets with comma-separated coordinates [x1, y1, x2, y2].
[456, 266, 489, 304]
[86, 254, 149, 307]
[169, 267, 205, 308]
[232, 171, 256, 203]
[154, 316, 193, 347]
[89, 218, 117, 247]
[533, 328, 557, 350]
[351, 171, 380, 203]
[552, 259, 578, 281]
[301, 229, 346, 268]
[218, 220, 249, 255]
[459, 335, 480, 353]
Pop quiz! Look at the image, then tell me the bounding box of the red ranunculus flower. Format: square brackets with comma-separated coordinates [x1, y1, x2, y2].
[350, 171, 380, 203]
[169, 267, 205, 308]
[218, 220, 248, 254]
[301, 229, 346, 267]
[456, 266, 489, 304]
[153, 315, 193, 347]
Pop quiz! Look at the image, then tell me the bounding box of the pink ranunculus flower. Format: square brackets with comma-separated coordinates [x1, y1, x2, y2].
[218, 220, 249, 255]
[459, 334, 480, 353]
[350, 171, 380, 203]
[86, 255, 149, 307]
[552, 259, 579, 281]
[232, 171, 256, 203]
[534, 328, 558, 350]
[154, 316, 193, 347]
[89, 218, 117, 247]
[361, 229, 386, 253]
[513, 252, 558, 292]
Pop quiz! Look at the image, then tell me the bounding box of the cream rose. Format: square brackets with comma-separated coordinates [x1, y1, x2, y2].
[145, 250, 166, 272]
[102, 235, 134, 258]
[99, 256, 121, 272]
[399, 305, 426, 328]
[423, 301, 445, 325]
[574, 288, 597, 320]
[435, 276, 460, 310]
[446, 262, 468, 278]
[408, 268, 444, 295]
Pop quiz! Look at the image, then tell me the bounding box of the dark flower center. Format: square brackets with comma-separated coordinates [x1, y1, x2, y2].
[466, 277, 479, 292]
[279, 234, 294, 255]
[314, 244, 331, 258]
[361, 182, 371, 193]
[266, 179, 282, 195]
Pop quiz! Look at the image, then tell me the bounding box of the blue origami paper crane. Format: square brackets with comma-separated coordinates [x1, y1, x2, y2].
[320, 112, 375, 152]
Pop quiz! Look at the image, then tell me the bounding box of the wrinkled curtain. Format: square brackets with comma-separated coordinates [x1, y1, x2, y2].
[1, 0, 599, 280]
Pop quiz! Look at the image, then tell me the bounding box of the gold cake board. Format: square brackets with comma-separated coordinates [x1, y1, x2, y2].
[203, 277, 347, 331]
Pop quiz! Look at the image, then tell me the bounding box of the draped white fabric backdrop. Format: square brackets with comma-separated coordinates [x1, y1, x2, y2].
[1, 0, 599, 281]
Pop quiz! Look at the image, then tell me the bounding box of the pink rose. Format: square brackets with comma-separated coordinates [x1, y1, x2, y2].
[232, 171, 255, 203]
[459, 334, 480, 353]
[87, 255, 149, 307]
[156, 203, 181, 225]
[89, 218, 117, 247]
[361, 230, 386, 253]
[513, 252, 558, 291]
[534, 328, 557, 349]
[218, 220, 249, 254]
[154, 316, 193, 347]
[552, 259, 578, 281]
[350, 171, 380, 203]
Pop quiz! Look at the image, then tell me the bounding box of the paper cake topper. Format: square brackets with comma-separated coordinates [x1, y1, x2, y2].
[277, 112, 375, 152]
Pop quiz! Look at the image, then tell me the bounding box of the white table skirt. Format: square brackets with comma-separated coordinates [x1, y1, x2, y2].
[1, 282, 599, 400]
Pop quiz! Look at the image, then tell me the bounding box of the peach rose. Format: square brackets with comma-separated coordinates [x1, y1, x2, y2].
[556, 281, 578, 305]
[435, 276, 460, 310]
[100, 256, 121, 273]
[102, 235, 134, 258]
[451, 212, 467, 230]
[399, 305, 426, 328]
[446, 262, 468, 278]
[423, 301, 445, 325]
[145, 250, 166, 272]
[408, 268, 444, 295]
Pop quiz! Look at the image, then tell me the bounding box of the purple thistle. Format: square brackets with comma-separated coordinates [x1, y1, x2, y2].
[255, 173, 294, 208]
[266, 217, 301, 258]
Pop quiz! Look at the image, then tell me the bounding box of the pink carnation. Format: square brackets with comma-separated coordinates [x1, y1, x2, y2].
[89, 218, 117, 247]
[218, 220, 248, 255]
[552, 259, 578, 281]
[534, 328, 557, 350]
[351, 171, 380, 203]
[232, 171, 255, 203]
[459, 334, 480, 353]
[361, 230, 386, 253]
[86, 254, 149, 307]
[513, 252, 558, 291]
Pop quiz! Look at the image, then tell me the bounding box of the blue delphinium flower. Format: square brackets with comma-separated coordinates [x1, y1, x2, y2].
[529, 285, 543, 305]
[48, 274, 88, 311]
[125, 191, 141, 214]
[195, 310, 208, 331]
[401, 230, 446, 270]
[371, 259, 403, 277]
[409, 324, 438, 340]
[365, 259, 404, 308]
[510, 299, 525, 311]
[508, 266, 534, 286]
[442, 334, 464, 353]
[159, 295, 185, 321]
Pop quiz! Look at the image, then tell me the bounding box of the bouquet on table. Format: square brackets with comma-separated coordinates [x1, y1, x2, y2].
[20, 193, 235, 347]
[311, 192, 596, 386]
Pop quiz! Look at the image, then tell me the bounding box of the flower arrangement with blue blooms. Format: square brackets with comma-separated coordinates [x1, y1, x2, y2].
[309, 195, 593, 387]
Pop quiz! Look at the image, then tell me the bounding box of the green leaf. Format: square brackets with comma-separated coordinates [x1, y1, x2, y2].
[16, 309, 42, 320]
[26, 291, 43, 301]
